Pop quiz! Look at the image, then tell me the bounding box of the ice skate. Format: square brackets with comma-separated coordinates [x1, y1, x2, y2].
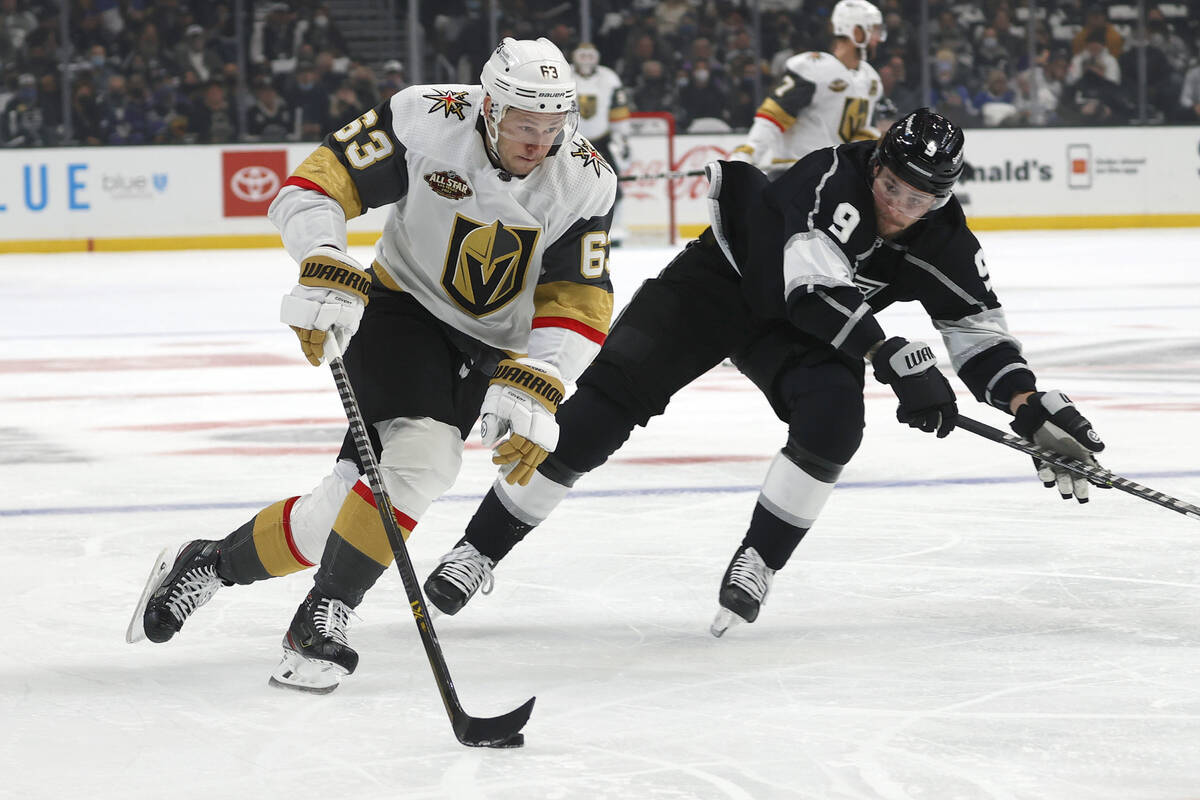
[710, 546, 775, 638]
[127, 540, 227, 644]
[269, 590, 358, 694]
[423, 542, 495, 616]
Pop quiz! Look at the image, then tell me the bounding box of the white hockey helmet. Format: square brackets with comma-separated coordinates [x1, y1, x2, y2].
[831, 0, 885, 51]
[572, 42, 600, 77]
[480, 37, 579, 148]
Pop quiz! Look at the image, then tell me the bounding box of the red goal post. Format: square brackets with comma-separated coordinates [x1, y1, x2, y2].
[620, 112, 737, 246]
[622, 112, 677, 245]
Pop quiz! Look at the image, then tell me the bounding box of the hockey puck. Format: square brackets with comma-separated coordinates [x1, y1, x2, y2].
[490, 733, 525, 749]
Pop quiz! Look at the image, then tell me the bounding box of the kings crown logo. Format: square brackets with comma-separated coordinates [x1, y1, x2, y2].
[424, 170, 473, 200]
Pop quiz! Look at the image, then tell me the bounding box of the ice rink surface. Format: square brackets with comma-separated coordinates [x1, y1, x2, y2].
[2, 228, 1199, 800]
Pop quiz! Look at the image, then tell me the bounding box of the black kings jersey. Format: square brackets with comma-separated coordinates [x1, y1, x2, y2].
[707, 140, 1036, 410]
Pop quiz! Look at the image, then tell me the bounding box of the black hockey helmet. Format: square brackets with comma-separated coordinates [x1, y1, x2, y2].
[872, 108, 964, 197]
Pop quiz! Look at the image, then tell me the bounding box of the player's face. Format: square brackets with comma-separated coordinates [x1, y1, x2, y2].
[872, 165, 938, 238]
[495, 107, 568, 176]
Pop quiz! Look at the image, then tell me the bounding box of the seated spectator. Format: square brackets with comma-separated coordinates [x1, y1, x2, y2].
[159, 111, 191, 144]
[987, 6, 1024, 61]
[245, 76, 294, 141]
[1061, 48, 1134, 124]
[1145, 8, 1190, 75]
[1067, 29, 1120, 85]
[973, 68, 1018, 126]
[619, 31, 667, 88]
[677, 61, 729, 131]
[974, 27, 1012, 75]
[378, 59, 405, 100]
[878, 53, 922, 118]
[301, 5, 347, 56]
[2, 72, 51, 146]
[725, 56, 763, 126]
[655, 0, 691, 38]
[930, 9, 969, 56]
[630, 59, 675, 114]
[189, 80, 238, 143]
[1071, 5, 1122, 58]
[174, 23, 223, 83]
[328, 83, 363, 131]
[1177, 63, 1200, 123]
[70, 80, 103, 144]
[346, 63, 380, 109]
[251, 2, 304, 72]
[1014, 47, 1068, 126]
[1119, 21, 1177, 121]
[98, 73, 152, 145]
[283, 60, 329, 140]
[928, 50, 978, 128]
[1, 0, 39, 57]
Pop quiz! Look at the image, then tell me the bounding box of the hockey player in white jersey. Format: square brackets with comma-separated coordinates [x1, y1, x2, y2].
[126, 37, 617, 694]
[572, 42, 631, 243]
[731, 0, 885, 174]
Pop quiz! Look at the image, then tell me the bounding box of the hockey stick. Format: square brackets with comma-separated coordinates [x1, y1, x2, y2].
[617, 159, 800, 183]
[330, 356, 535, 747]
[957, 414, 1200, 521]
[618, 167, 707, 182]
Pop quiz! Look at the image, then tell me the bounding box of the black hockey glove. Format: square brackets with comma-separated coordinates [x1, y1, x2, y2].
[871, 337, 958, 438]
[1010, 390, 1107, 503]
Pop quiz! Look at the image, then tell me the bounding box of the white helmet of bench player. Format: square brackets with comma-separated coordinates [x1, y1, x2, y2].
[480, 37, 579, 152]
[831, 0, 885, 53]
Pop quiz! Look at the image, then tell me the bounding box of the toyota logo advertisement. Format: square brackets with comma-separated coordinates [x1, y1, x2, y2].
[222, 150, 287, 217]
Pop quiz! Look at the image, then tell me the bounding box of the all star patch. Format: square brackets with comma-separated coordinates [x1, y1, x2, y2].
[569, 138, 612, 177]
[423, 89, 472, 120]
[424, 170, 473, 200]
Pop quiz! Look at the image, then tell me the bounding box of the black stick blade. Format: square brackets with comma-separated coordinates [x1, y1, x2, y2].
[453, 696, 536, 748]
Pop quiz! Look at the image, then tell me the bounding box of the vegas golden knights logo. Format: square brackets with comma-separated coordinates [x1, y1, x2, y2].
[578, 94, 598, 120]
[442, 214, 541, 316]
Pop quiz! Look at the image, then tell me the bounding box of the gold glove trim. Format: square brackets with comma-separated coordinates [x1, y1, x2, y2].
[490, 358, 565, 414]
[298, 254, 372, 302]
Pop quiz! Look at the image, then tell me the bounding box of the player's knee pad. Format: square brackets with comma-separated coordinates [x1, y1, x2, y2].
[494, 468, 573, 527]
[376, 416, 463, 520]
[288, 459, 362, 564]
[781, 367, 865, 467]
[546, 386, 637, 477]
[759, 447, 837, 530]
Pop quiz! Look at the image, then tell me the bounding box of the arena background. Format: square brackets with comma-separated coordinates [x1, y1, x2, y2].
[1, 0, 1199, 249]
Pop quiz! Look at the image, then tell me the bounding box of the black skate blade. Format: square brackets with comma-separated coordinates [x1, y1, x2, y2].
[453, 696, 535, 748]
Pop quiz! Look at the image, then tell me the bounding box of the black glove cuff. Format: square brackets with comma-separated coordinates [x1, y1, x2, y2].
[1010, 392, 1046, 439]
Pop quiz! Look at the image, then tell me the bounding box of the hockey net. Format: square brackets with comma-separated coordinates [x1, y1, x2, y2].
[620, 112, 679, 246]
[620, 112, 733, 247]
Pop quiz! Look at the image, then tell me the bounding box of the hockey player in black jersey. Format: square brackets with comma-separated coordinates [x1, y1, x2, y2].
[424, 108, 1107, 637]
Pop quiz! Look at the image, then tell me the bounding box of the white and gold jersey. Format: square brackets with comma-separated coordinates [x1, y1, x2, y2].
[270, 84, 618, 376]
[574, 65, 630, 142]
[734, 51, 882, 169]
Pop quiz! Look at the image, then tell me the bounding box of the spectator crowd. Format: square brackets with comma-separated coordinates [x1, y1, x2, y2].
[3, 0, 1200, 147]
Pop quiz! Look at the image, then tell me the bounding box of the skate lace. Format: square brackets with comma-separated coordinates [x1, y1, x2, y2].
[166, 566, 222, 624]
[727, 548, 773, 603]
[435, 544, 495, 597]
[313, 598, 355, 648]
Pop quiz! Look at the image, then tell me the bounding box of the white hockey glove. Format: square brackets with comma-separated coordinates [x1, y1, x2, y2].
[279, 246, 371, 366]
[871, 337, 959, 438]
[480, 358, 565, 486]
[1010, 390, 1107, 503]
